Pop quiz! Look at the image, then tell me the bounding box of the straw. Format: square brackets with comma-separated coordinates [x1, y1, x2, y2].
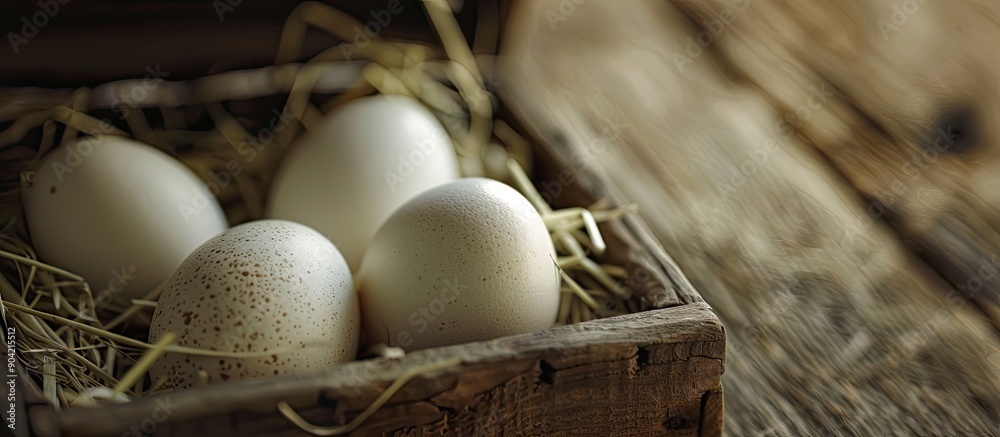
[277, 358, 464, 435]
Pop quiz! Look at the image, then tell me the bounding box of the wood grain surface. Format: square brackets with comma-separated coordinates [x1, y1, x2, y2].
[499, 0, 1000, 435]
[49, 303, 722, 436]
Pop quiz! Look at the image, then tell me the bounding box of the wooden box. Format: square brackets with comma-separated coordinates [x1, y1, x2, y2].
[1, 1, 725, 435]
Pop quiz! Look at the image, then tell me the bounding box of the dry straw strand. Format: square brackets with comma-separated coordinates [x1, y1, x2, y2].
[278, 358, 464, 436]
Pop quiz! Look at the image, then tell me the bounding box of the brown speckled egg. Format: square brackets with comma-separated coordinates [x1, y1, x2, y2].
[148, 220, 358, 389]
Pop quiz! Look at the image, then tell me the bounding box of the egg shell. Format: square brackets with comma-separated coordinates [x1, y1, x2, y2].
[266, 95, 460, 271]
[148, 220, 358, 389]
[22, 136, 228, 301]
[358, 178, 561, 351]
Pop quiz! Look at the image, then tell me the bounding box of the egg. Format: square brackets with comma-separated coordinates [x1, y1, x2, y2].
[266, 95, 460, 271]
[148, 220, 358, 389]
[358, 178, 560, 350]
[22, 135, 227, 301]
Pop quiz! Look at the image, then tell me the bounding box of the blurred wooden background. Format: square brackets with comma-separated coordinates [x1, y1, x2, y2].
[0, 0, 493, 87]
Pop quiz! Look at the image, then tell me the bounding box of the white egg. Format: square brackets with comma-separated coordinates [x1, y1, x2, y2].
[22, 136, 227, 301]
[148, 220, 358, 389]
[266, 95, 460, 271]
[358, 178, 560, 351]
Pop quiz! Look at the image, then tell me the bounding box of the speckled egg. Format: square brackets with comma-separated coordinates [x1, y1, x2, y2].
[148, 220, 358, 388]
[358, 178, 560, 351]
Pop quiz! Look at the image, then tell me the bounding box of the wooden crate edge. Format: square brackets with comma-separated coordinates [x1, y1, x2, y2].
[41, 302, 722, 436]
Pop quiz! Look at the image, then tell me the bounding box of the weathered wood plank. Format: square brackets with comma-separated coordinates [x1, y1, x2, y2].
[499, 0, 1000, 435]
[671, 0, 1000, 328]
[698, 386, 723, 437]
[53, 302, 722, 436]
